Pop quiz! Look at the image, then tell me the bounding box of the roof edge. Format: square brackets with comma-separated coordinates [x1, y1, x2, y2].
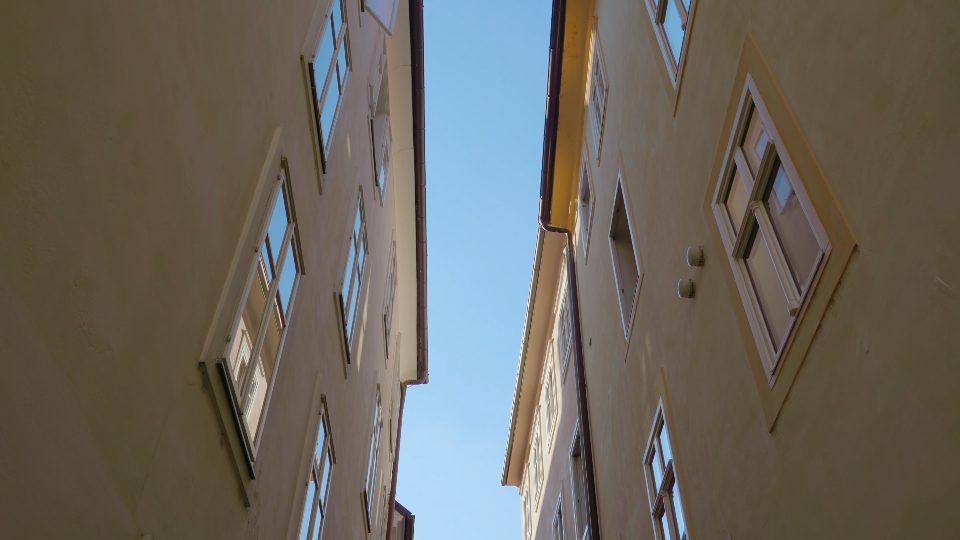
[410, 0, 428, 386]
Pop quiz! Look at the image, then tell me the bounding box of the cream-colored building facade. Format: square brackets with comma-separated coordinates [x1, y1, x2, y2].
[505, 0, 959, 538]
[0, 0, 426, 538]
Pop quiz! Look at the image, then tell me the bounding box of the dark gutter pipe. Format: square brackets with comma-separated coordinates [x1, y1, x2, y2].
[540, 0, 602, 537]
[387, 1, 427, 538]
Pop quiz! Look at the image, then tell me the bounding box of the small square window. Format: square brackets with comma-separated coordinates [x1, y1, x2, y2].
[608, 174, 641, 337]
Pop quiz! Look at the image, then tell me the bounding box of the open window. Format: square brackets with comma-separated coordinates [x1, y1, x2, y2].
[608, 174, 641, 337]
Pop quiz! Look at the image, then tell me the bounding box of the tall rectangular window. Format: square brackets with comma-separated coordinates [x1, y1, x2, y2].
[297, 405, 334, 540]
[530, 417, 544, 504]
[609, 175, 640, 336]
[557, 278, 573, 375]
[383, 242, 398, 359]
[339, 193, 367, 361]
[570, 430, 591, 540]
[308, 0, 350, 165]
[644, 0, 695, 82]
[542, 347, 559, 447]
[523, 478, 533, 540]
[586, 30, 608, 159]
[713, 84, 829, 377]
[224, 160, 302, 450]
[643, 405, 689, 540]
[370, 53, 393, 204]
[363, 389, 383, 530]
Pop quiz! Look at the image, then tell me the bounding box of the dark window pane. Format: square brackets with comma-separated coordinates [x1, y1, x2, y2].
[765, 164, 821, 290]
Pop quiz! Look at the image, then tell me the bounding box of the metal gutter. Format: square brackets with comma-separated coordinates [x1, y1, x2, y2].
[538, 0, 603, 536]
[387, 1, 426, 538]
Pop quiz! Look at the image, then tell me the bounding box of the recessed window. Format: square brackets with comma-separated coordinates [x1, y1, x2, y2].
[339, 192, 367, 362]
[643, 404, 689, 540]
[586, 29, 608, 159]
[557, 272, 574, 376]
[308, 0, 350, 167]
[541, 346, 559, 448]
[370, 49, 392, 204]
[569, 429, 591, 540]
[297, 403, 334, 540]
[363, 388, 383, 530]
[383, 241, 398, 359]
[608, 175, 641, 336]
[713, 83, 829, 378]
[644, 0, 696, 83]
[224, 160, 302, 451]
[577, 148, 595, 255]
[552, 499, 565, 540]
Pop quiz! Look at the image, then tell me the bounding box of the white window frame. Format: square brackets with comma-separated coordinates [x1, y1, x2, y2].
[608, 173, 642, 338]
[552, 496, 566, 540]
[296, 401, 335, 540]
[711, 76, 830, 381]
[541, 344, 559, 450]
[642, 402, 690, 540]
[568, 426, 591, 540]
[307, 0, 351, 171]
[643, 0, 698, 85]
[222, 158, 303, 456]
[338, 191, 368, 365]
[363, 387, 383, 531]
[382, 240, 398, 360]
[586, 28, 609, 160]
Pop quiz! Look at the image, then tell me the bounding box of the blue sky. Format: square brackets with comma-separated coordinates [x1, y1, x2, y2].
[395, 1, 551, 537]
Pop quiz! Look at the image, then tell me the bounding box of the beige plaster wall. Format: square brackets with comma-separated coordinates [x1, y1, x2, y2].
[569, 0, 960, 538]
[0, 0, 419, 538]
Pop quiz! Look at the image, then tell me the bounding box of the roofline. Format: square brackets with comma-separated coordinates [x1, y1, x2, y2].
[500, 229, 546, 485]
[410, 0, 428, 386]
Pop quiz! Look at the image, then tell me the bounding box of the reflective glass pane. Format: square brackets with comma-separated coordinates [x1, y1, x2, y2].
[725, 168, 750, 233]
[765, 164, 821, 290]
[319, 453, 332, 507]
[742, 109, 768, 175]
[330, 0, 342, 35]
[336, 45, 349, 90]
[345, 272, 360, 338]
[673, 485, 689, 540]
[244, 308, 282, 436]
[650, 447, 663, 487]
[659, 509, 674, 540]
[745, 228, 791, 351]
[267, 188, 289, 267]
[298, 477, 317, 540]
[320, 81, 339, 144]
[226, 267, 269, 386]
[242, 357, 269, 436]
[315, 419, 327, 464]
[357, 236, 367, 275]
[663, 1, 685, 67]
[659, 425, 674, 466]
[314, 32, 335, 85]
[278, 243, 298, 319]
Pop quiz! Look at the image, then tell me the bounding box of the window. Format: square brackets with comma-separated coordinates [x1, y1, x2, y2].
[297, 405, 334, 540]
[552, 499, 565, 540]
[383, 241, 398, 359]
[308, 0, 350, 167]
[530, 417, 544, 504]
[569, 430, 591, 540]
[339, 192, 367, 362]
[644, 0, 695, 82]
[577, 148, 595, 255]
[586, 30, 608, 159]
[363, 388, 383, 530]
[523, 477, 533, 540]
[224, 160, 302, 451]
[370, 50, 392, 204]
[713, 82, 829, 378]
[363, 0, 399, 33]
[643, 405, 689, 540]
[609, 175, 640, 336]
[557, 276, 574, 376]
[542, 346, 559, 448]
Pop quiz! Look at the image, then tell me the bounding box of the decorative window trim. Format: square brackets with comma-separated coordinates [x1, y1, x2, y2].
[608, 170, 643, 340]
[585, 26, 609, 162]
[706, 36, 856, 429]
[198, 128, 299, 504]
[642, 0, 699, 114]
[642, 400, 691, 540]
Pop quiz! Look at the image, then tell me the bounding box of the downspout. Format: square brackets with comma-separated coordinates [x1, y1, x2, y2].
[387, 1, 427, 538]
[540, 0, 602, 537]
